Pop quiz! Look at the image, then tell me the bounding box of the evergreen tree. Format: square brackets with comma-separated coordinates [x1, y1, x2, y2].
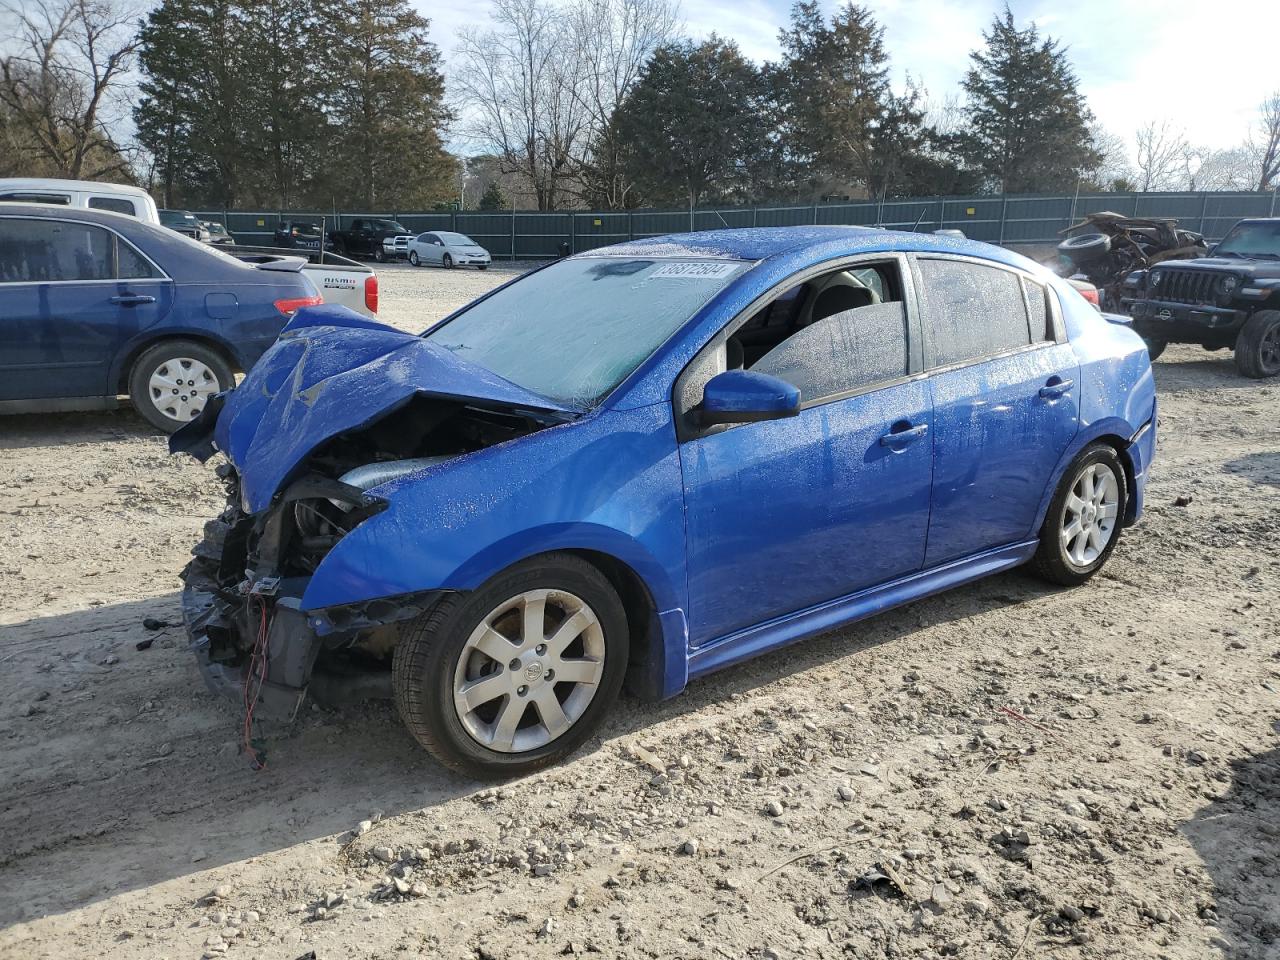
[322, 0, 457, 209]
[478, 180, 509, 210]
[613, 37, 770, 207]
[956, 8, 1100, 192]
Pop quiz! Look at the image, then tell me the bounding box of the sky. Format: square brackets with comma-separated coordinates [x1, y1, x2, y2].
[420, 0, 1280, 158]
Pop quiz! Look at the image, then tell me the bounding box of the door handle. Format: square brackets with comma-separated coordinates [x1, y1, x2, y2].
[1039, 378, 1074, 399]
[879, 423, 929, 447]
[109, 294, 156, 306]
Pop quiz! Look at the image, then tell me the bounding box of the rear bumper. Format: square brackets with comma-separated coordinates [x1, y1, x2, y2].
[1126, 298, 1245, 341]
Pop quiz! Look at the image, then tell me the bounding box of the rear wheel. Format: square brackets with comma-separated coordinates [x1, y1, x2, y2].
[1234, 309, 1280, 379]
[392, 553, 629, 777]
[127, 339, 233, 433]
[1029, 443, 1128, 586]
[373, 245, 386, 263]
[442, 253, 454, 269]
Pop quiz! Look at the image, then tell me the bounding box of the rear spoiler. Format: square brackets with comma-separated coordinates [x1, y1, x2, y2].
[228, 244, 363, 270]
[239, 254, 307, 274]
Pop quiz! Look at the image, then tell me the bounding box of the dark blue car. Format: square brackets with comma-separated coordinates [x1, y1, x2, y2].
[176, 227, 1156, 777]
[0, 204, 320, 431]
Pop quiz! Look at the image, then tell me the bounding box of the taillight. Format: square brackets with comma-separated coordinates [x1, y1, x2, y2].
[364, 274, 378, 314]
[274, 294, 323, 316]
[1079, 287, 1099, 306]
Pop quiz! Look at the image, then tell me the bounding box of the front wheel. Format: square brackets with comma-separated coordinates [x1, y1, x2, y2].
[127, 339, 234, 433]
[1234, 309, 1280, 379]
[477, 264, 488, 271]
[1029, 443, 1128, 586]
[442, 253, 454, 269]
[409, 251, 420, 267]
[392, 553, 629, 777]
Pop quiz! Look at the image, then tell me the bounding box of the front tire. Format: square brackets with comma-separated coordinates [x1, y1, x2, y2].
[1029, 443, 1128, 586]
[392, 553, 629, 778]
[127, 340, 233, 433]
[409, 251, 420, 267]
[478, 264, 488, 270]
[1142, 337, 1167, 362]
[1234, 309, 1280, 379]
[442, 253, 454, 269]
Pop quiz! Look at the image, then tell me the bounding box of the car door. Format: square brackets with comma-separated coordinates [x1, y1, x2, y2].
[676, 255, 935, 647]
[912, 255, 1080, 566]
[424, 233, 443, 263]
[0, 215, 171, 402]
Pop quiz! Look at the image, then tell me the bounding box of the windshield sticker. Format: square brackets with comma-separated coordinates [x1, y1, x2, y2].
[652, 261, 740, 280]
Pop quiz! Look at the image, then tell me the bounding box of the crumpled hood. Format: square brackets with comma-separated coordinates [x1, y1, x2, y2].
[197, 305, 575, 514]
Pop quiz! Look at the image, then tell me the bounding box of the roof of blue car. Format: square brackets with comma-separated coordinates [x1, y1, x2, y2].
[584, 225, 1022, 266]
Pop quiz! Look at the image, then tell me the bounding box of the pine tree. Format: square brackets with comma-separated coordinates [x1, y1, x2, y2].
[613, 37, 771, 207]
[321, 0, 457, 209]
[956, 8, 1100, 192]
[478, 181, 509, 211]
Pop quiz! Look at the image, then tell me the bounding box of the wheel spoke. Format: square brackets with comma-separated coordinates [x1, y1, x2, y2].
[554, 657, 603, 685]
[1097, 503, 1118, 520]
[521, 591, 547, 647]
[1087, 526, 1104, 555]
[489, 697, 525, 751]
[472, 625, 517, 663]
[1065, 493, 1085, 516]
[546, 608, 592, 657]
[1062, 518, 1083, 543]
[456, 672, 507, 712]
[533, 689, 571, 739]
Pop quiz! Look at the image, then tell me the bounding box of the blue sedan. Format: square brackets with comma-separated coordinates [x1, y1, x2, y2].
[176, 227, 1156, 776]
[0, 204, 320, 431]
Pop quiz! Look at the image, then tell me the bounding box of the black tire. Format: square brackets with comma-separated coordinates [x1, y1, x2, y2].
[1142, 337, 1167, 362]
[1233, 309, 1280, 379]
[477, 264, 487, 271]
[127, 339, 234, 433]
[1057, 232, 1111, 264]
[442, 253, 454, 269]
[409, 251, 420, 267]
[373, 245, 386, 263]
[1029, 443, 1128, 587]
[392, 553, 629, 778]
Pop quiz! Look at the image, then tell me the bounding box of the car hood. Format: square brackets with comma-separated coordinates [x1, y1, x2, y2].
[173, 304, 576, 514]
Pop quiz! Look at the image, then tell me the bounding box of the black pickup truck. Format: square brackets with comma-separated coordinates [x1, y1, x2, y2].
[1124, 218, 1280, 378]
[329, 217, 410, 262]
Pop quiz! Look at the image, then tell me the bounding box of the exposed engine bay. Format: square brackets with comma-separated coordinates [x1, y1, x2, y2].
[179, 397, 552, 722]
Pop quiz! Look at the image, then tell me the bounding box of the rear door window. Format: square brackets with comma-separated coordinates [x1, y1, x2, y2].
[89, 196, 138, 216]
[916, 258, 1033, 367]
[0, 218, 113, 282]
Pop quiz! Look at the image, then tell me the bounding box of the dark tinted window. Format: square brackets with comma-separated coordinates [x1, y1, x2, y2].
[118, 239, 157, 279]
[0, 218, 112, 282]
[0, 191, 71, 205]
[918, 259, 1032, 367]
[88, 196, 137, 215]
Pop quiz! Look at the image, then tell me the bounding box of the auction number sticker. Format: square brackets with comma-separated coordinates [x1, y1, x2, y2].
[652, 261, 740, 279]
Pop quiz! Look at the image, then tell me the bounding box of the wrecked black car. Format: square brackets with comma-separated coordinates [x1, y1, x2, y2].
[1123, 218, 1280, 377]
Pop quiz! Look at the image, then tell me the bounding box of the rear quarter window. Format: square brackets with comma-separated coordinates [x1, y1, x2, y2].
[89, 196, 138, 216]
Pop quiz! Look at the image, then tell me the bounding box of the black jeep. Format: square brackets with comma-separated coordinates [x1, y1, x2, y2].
[1124, 218, 1280, 378]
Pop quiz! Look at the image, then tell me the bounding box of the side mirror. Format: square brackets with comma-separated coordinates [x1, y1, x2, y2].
[696, 370, 800, 427]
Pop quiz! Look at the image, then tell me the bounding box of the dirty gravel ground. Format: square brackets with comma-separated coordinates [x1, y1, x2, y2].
[2, 261, 1278, 960]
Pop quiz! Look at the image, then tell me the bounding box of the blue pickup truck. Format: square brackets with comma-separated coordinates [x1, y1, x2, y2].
[0, 204, 323, 431]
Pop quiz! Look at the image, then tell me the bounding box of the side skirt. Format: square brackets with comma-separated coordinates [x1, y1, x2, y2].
[686, 539, 1039, 682]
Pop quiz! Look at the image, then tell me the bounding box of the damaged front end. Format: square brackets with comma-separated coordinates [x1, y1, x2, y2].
[172, 305, 576, 717]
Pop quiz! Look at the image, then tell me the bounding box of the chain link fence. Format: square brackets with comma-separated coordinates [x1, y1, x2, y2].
[198, 189, 1280, 260]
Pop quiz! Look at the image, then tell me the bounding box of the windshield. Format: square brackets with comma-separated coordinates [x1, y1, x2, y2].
[425, 257, 750, 405]
[160, 210, 199, 226]
[1214, 221, 1280, 258]
[370, 219, 407, 233]
[440, 232, 477, 245]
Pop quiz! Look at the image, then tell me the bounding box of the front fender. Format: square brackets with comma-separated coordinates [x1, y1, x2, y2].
[298, 402, 688, 620]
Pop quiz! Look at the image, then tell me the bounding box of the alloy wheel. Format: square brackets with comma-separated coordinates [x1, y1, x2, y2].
[149, 357, 217, 422]
[1261, 324, 1280, 371]
[452, 588, 605, 753]
[1060, 462, 1120, 567]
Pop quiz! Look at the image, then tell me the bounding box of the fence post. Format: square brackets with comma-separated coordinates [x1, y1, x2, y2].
[510, 208, 516, 261]
[998, 193, 1008, 244]
[812, 203, 818, 225]
[451, 209, 457, 232]
[1199, 192, 1209, 237]
[628, 211, 634, 241]
[569, 212, 575, 254]
[1269, 185, 1277, 218]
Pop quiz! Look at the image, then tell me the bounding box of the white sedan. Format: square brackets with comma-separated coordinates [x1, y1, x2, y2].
[407, 231, 492, 269]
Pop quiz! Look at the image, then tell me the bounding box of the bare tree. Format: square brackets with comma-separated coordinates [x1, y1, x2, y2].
[455, 0, 592, 210]
[1134, 121, 1186, 192]
[571, 0, 680, 208]
[0, 0, 140, 180]
[1251, 91, 1280, 192]
[1085, 122, 1134, 190]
